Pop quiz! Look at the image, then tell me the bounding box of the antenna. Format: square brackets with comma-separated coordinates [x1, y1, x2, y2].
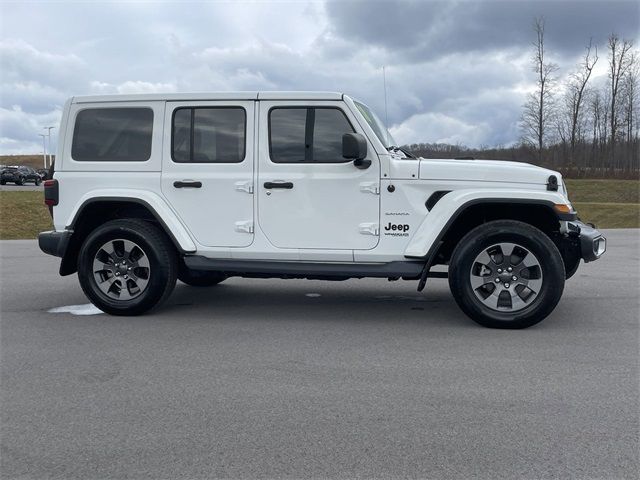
[382, 66, 389, 145]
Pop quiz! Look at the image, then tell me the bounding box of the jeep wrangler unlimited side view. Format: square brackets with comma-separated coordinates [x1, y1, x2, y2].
[38, 92, 606, 328]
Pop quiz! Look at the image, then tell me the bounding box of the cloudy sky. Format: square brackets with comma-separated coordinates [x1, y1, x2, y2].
[1, 0, 638, 154]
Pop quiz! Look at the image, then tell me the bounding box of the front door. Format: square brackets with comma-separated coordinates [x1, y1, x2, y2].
[161, 101, 255, 247]
[257, 101, 380, 250]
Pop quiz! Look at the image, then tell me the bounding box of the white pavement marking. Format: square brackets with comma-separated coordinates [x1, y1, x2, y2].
[48, 304, 104, 315]
[305, 293, 321, 297]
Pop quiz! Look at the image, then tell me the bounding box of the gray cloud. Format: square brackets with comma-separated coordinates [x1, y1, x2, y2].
[0, 0, 638, 153]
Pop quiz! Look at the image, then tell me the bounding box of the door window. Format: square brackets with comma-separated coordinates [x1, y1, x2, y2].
[269, 107, 355, 163]
[172, 107, 246, 163]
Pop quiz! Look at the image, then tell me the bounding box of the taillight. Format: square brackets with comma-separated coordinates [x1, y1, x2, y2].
[44, 179, 58, 217]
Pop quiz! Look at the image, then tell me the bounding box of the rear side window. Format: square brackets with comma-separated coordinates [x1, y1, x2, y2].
[72, 108, 153, 162]
[172, 107, 246, 163]
[269, 107, 355, 163]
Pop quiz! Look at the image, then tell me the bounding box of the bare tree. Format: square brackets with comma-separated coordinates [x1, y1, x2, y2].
[521, 17, 558, 162]
[607, 34, 634, 166]
[565, 40, 598, 161]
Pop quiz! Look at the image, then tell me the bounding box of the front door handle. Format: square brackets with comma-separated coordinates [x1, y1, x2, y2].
[174, 180, 202, 188]
[264, 181, 294, 189]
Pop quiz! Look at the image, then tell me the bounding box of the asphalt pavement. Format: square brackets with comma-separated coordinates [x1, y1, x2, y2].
[1, 230, 638, 479]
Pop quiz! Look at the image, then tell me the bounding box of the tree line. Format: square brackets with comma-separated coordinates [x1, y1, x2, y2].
[405, 18, 639, 179]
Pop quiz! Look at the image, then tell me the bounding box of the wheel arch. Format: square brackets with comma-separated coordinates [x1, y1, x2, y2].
[405, 194, 575, 265]
[60, 196, 195, 276]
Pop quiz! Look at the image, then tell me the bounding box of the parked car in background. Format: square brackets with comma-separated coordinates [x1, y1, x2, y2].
[1, 166, 42, 185]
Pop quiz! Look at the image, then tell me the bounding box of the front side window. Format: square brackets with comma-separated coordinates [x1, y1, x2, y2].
[269, 107, 355, 163]
[72, 108, 153, 161]
[172, 107, 246, 163]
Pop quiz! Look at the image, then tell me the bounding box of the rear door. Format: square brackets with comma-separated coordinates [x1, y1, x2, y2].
[161, 101, 255, 247]
[257, 101, 380, 250]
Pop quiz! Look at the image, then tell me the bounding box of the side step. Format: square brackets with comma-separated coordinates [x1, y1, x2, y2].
[183, 256, 426, 280]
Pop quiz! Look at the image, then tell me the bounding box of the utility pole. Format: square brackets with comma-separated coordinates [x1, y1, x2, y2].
[38, 134, 47, 168]
[44, 126, 55, 167]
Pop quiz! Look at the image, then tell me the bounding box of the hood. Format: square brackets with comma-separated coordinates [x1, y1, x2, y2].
[418, 158, 560, 186]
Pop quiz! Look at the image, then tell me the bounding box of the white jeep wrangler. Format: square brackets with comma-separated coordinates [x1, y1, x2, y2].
[39, 92, 606, 328]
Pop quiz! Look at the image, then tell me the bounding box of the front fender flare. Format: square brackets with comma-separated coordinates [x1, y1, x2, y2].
[403, 189, 574, 259]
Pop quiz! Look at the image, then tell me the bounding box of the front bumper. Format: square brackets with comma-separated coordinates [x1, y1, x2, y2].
[564, 221, 606, 262]
[38, 230, 72, 258]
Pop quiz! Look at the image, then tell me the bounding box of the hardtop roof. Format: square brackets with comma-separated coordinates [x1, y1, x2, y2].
[72, 91, 346, 103]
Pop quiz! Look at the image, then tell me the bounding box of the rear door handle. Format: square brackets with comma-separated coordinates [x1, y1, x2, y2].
[264, 181, 293, 189]
[173, 181, 202, 188]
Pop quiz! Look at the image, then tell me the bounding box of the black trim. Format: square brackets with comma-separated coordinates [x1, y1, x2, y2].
[66, 197, 192, 254]
[173, 181, 202, 188]
[170, 106, 247, 164]
[183, 257, 425, 280]
[415, 198, 577, 261]
[38, 230, 72, 258]
[426, 191, 451, 211]
[267, 106, 356, 164]
[304, 108, 315, 162]
[547, 175, 559, 191]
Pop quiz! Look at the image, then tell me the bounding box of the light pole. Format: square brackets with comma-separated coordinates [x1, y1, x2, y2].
[44, 126, 55, 167]
[38, 134, 47, 168]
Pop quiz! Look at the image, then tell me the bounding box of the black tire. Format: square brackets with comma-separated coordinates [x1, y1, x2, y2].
[77, 219, 177, 315]
[15, 177, 23, 186]
[35, 178, 41, 186]
[449, 220, 565, 329]
[0, 180, 5, 185]
[178, 266, 227, 287]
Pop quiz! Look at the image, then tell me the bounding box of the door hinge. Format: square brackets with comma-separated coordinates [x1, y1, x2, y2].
[234, 221, 254, 234]
[358, 222, 379, 236]
[359, 182, 380, 195]
[235, 181, 254, 194]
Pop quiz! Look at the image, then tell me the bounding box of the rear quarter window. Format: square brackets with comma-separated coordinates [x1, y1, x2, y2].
[71, 107, 154, 162]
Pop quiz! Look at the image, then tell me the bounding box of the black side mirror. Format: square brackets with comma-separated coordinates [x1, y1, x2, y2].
[342, 133, 370, 170]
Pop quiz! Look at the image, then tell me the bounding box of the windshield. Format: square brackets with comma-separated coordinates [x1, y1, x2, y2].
[354, 100, 397, 148]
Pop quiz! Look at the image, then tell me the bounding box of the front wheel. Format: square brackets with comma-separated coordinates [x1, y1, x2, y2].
[449, 220, 565, 329]
[77, 219, 177, 315]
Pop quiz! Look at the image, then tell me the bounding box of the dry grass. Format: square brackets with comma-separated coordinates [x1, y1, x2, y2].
[0, 192, 52, 240]
[0, 180, 638, 240]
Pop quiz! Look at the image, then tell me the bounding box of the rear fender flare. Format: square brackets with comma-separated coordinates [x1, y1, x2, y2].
[65, 190, 197, 253]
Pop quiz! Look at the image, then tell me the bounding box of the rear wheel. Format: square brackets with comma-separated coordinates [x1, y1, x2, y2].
[35, 178, 41, 186]
[77, 219, 177, 315]
[449, 220, 565, 329]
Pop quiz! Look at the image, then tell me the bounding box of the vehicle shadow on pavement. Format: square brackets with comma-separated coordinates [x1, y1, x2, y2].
[161, 279, 474, 329]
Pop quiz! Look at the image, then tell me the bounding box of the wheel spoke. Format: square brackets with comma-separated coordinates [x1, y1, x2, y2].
[470, 241, 543, 313]
[92, 238, 150, 302]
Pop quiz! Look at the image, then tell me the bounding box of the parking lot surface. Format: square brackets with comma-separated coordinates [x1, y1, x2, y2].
[1, 230, 638, 479]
